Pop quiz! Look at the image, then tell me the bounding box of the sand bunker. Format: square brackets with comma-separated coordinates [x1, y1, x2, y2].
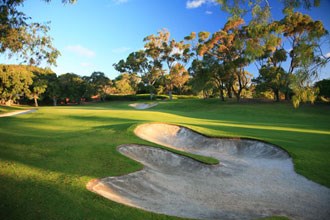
[0, 109, 36, 117]
[88, 123, 330, 220]
[129, 102, 158, 110]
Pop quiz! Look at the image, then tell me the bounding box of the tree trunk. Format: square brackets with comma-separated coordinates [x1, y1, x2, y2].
[168, 91, 173, 100]
[219, 89, 225, 101]
[236, 93, 241, 102]
[53, 97, 57, 106]
[34, 97, 38, 107]
[227, 86, 232, 98]
[274, 89, 280, 102]
[285, 91, 290, 101]
[232, 86, 241, 102]
[150, 92, 154, 100]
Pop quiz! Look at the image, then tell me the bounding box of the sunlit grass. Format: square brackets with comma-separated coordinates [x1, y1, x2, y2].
[0, 105, 29, 114]
[0, 99, 329, 220]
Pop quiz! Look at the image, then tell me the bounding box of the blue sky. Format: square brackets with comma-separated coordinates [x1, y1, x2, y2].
[1, 0, 330, 80]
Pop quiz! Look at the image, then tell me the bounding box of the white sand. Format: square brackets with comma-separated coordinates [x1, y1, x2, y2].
[88, 123, 330, 220]
[129, 103, 158, 110]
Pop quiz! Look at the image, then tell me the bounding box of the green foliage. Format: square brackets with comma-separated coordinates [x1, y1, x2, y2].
[198, 18, 253, 102]
[84, 72, 112, 101]
[114, 73, 140, 95]
[315, 78, 330, 98]
[143, 29, 193, 99]
[216, 0, 320, 21]
[0, 65, 32, 105]
[0, 0, 73, 65]
[253, 65, 287, 101]
[58, 73, 87, 103]
[290, 71, 319, 108]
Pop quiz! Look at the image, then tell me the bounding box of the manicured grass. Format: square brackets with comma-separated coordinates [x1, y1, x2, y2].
[0, 105, 28, 114]
[0, 99, 329, 219]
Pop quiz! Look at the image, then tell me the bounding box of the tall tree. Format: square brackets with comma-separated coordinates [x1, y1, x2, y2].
[85, 72, 111, 101]
[144, 29, 192, 100]
[0, 64, 33, 105]
[44, 73, 60, 106]
[114, 50, 160, 99]
[27, 67, 55, 107]
[58, 73, 85, 104]
[199, 18, 252, 102]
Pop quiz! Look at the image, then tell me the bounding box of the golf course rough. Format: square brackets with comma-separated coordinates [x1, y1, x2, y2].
[87, 123, 330, 220]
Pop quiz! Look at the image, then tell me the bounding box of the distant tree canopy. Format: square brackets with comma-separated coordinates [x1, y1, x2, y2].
[315, 79, 330, 98]
[0, 64, 54, 106]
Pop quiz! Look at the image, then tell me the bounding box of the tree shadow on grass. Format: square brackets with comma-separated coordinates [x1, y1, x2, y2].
[0, 116, 147, 179]
[0, 175, 175, 220]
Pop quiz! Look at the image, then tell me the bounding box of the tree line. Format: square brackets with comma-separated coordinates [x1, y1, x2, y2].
[0, 65, 141, 106]
[113, 8, 329, 107]
[1, 0, 330, 107]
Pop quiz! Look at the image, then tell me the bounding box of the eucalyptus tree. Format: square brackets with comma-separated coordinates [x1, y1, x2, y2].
[114, 50, 160, 99]
[216, 0, 320, 19]
[144, 29, 193, 100]
[253, 11, 328, 104]
[198, 18, 253, 102]
[279, 10, 327, 103]
[217, 1, 328, 105]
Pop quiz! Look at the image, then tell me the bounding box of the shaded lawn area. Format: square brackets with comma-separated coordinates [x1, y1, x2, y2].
[0, 105, 28, 114]
[0, 99, 329, 220]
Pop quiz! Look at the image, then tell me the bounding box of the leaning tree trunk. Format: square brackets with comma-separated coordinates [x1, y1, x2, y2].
[34, 97, 38, 107]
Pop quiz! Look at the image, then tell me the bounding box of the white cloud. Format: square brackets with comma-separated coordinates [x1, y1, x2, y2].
[186, 0, 216, 9]
[112, 0, 128, 4]
[111, 47, 131, 53]
[186, 0, 205, 9]
[325, 52, 330, 58]
[205, 10, 213, 15]
[80, 62, 93, 67]
[66, 45, 96, 58]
